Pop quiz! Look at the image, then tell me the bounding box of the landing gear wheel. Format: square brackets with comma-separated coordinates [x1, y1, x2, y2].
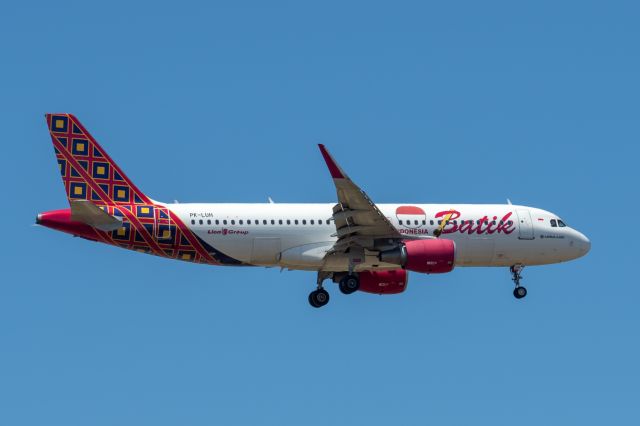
[510, 264, 527, 300]
[513, 286, 527, 299]
[308, 288, 330, 308]
[339, 275, 360, 295]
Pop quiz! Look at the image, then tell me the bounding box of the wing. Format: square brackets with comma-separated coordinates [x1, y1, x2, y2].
[318, 144, 402, 253]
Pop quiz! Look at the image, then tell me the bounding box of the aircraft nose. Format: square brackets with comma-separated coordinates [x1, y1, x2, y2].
[575, 231, 591, 256]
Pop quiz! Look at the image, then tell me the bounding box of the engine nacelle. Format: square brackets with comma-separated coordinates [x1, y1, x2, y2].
[379, 239, 455, 274]
[358, 269, 408, 295]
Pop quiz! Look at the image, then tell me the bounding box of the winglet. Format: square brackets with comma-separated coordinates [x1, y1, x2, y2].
[318, 144, 346, 179]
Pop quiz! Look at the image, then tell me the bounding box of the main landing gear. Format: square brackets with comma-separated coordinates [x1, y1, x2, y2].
[308, 272, 360, 308]
[338, 274, 360, 295]
[309, 271, 331, 308]
[308, 288, 330, 308]
[511, 264, 527, 299]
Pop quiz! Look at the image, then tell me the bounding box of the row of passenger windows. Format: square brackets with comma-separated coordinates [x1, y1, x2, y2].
[398, 219, 514, 226]
[191, 218, 332, 226]
[190, 218, 515, 227]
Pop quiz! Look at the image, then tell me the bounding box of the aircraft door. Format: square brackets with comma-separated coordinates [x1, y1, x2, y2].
[516, 209, 535, 240]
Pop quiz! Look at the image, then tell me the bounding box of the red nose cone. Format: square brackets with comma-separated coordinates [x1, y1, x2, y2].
[37, 209, 99, 240]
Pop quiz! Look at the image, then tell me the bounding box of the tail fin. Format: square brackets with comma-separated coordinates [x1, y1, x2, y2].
[46, 113, 151, 205]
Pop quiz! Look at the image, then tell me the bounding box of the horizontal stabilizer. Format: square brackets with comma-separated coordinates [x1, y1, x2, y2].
[70, 200, 122, 232]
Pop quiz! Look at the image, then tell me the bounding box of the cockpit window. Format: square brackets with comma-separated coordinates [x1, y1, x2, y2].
[550, 219, 557, 227]
[557, 219, 566, 227]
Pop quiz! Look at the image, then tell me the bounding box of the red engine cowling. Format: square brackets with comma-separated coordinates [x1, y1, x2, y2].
[380, 239, 456, 274]
[358, 269, 408, 295]
[404, 239, 455, 273]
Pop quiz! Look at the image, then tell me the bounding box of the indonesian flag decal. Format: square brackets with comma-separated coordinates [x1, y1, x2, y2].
[396, 206, 426, 229]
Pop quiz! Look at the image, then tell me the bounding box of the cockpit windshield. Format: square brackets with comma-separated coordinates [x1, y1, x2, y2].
[551, 218, 567, 228]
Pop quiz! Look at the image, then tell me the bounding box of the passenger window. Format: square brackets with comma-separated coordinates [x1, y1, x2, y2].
[508, 221, 513, 225]
[438, 220, 442, 225]
[287, 220, 291, 225]
[430, 220, 434, 225]
[215, 220, 219, 225]
[223, 220, 227, 225]
[191, 220, 195, 225]
[326, 219, 330, 225]
[476, 220, 481, 225]
[422, 220, 426, 225]
[239, 220, 243, 225]
[247, 220, 251, 225]
[255, 219, 259, 224]
[550, 219, 557, 227]
[279, 219, 283, 225]
[207, 220, 211, 225]
[294, 220, 299, 225]
[399, 220, 403, 225]
[302, 220, 307, 225]
[199, 220, 203, 225]
[263, 220, 267, 225]
[558, 220, 566, 227]
[231, 220, 235, 225]
[319, 219, 322, 225]
[310, 220, 315, 225]
[271, 220, 275, 225]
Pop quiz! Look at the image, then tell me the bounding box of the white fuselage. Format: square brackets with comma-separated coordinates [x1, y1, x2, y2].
[168, 203, 591, 271]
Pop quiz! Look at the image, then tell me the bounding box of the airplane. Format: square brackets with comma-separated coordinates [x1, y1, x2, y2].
[37, 113, 591, 308]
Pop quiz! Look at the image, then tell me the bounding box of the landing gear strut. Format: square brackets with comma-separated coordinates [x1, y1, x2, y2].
[309, 271, 331, 308]
[511, 264, 527, 299]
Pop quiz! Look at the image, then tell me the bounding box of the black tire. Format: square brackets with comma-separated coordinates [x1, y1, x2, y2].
[315, 288, 330, 306]
[339, 275, 360, 295]
[309, 289, 330, 308]
[308, 291, 320, 308]
[513, 286, 527, 299]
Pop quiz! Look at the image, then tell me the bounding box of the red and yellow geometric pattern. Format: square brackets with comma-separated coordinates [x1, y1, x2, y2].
[46, 113, 241, 265]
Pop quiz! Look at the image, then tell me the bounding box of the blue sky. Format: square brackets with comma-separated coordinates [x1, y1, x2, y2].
[1, 1, 639, 425]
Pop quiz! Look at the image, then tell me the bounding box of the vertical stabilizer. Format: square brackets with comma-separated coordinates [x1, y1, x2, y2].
[46, 113, 151, 205]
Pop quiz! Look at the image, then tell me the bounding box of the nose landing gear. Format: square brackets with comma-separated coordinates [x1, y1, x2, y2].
[510, 264, 527, 299]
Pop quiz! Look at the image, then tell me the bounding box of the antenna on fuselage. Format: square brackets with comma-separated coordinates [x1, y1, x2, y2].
[507, 198, 512, 205]
[268, 197, 275, 204]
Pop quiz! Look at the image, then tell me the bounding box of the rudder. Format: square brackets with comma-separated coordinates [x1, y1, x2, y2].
[46, 113, 151, 205]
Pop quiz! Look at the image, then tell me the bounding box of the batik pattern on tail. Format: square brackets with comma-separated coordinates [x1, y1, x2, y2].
[45, 113, 242, 266]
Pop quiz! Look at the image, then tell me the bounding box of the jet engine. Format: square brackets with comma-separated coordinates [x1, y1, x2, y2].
[379, 239, 455, 274]
[358, 269, 408, 295]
